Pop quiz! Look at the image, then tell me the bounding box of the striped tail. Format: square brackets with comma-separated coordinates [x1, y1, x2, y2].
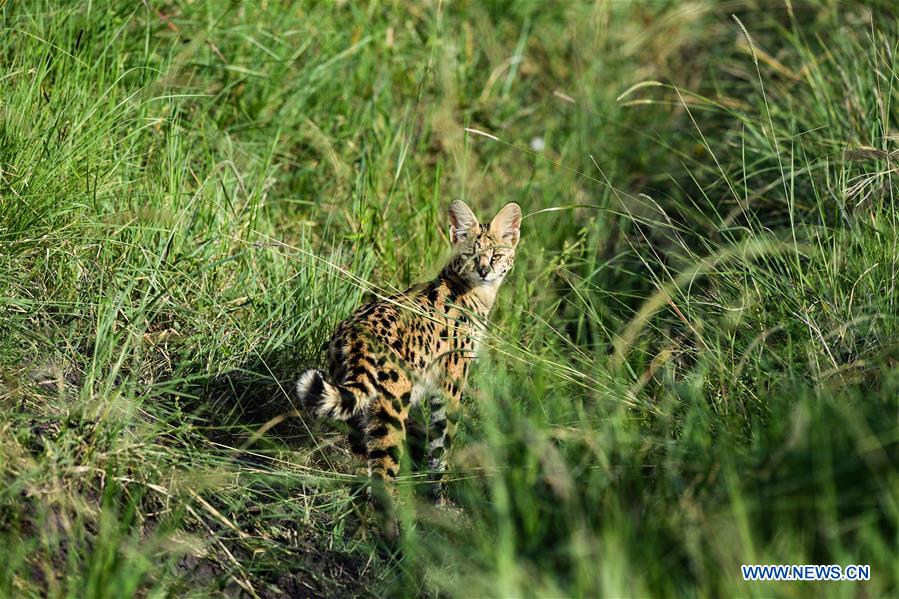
[296, 369, 370, 421]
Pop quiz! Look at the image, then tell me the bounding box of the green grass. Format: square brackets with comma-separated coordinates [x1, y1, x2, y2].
[1, 1, 898, 596]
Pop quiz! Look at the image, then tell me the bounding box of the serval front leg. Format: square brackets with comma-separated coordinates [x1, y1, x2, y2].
[427, 357, 466, 505]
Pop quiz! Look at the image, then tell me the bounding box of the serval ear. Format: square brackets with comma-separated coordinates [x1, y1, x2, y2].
[448, 199, 479, 244]
[489, 202, 521, 247]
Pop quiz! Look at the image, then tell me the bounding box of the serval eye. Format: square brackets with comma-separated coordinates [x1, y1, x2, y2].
[491, 253, 502, 263]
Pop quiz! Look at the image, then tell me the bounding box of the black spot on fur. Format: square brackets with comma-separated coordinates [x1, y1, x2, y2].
[368, 449, 390, 460]
[369, 425, 390, 438]
[368, 446, 401, 465]
[374, 409, 403, 430]
[339, 387, 358, 414]
[372, 379, 397, 399]
[348, 417, 367, 455]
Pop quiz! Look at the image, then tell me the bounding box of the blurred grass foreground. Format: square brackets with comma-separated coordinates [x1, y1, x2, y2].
[1, 1, 898, 597]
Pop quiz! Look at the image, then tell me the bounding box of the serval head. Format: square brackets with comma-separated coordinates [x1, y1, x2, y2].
[445, 200, 521, 288]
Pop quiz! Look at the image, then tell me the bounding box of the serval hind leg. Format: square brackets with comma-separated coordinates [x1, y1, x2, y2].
[362, 366, 413, 539]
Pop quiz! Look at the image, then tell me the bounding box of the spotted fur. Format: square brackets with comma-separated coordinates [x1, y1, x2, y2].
[296, 200, 521, 524]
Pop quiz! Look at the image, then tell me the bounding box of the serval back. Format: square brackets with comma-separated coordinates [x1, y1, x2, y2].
[296, 200, 521, 533]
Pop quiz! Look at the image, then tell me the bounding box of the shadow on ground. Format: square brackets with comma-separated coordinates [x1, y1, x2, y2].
[171, 350, 428, 597]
